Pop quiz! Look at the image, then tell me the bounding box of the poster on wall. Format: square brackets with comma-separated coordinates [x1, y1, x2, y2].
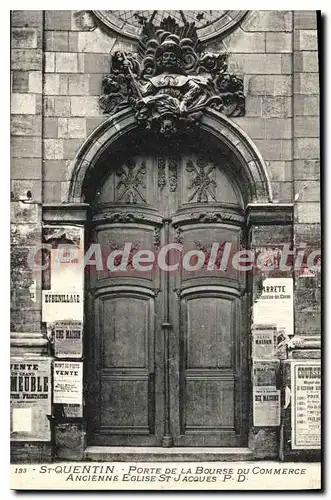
[253, 359, 279, 387]
[10, 358, 52, 441]
[42, 226, 84, 324]
[252, 324, 277, 358]
[253, 388, 280, 427]
[291, 361, 321, 450]
[53, 361, 83, 406]
[253, 277, 294, 336]
[54, 320, 83, 358]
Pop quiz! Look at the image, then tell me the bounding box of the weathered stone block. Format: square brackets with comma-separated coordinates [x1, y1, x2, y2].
[262, 96, 292, 117]
[12, 71, 29, 92]
[11, 179, 42, 203]
[294, 116, 319, 137]
[11, 137, 41, 158]
[11, 28, 38, 49]
[11, 115, 42, 136]
[42, 181, 62, 202]
[44, 52, 55, 72]
[250, 224, 292, 246]
[43, 139, 63, 160]
[265, 75, 292, 96]
[294, 159, 320, 180]
[43, 96, 55, 116]
[28, 71, 42, 93]
[55, 53, 79, 73]
[302, 51, 319, 72]
[11, 442, 52, 464]
[11, 308, 41, 333]
[63, 138, 84, 159]
[11, 10, 43, 27]
[53, 96, 70, 117]
[229, 53, 282, 74]
[266, 32, 292, 52]
[11, 223, 41, 247]
[84, 53, 110, 73]
[245, 75, 266, 96]
[58, 118, 86, 139]
[77, 29, 116, 53]
[254, 139, 292, 160]
[241, 10, 292, 32]
[45, 10, 72, 30]
[43, 160, 67, 182]
[70, 96, 100, 116]
[265, 118, 291, 139]
[11, 158, 42, 180]
[68, 74, 89, 95]
[232, 117, 266, 139]
[294, 11, 317, 29]
[55, 422, 86, 461]
[281, 54, 292, 74]
[294, 202, 320, 223]
[71, 10, 97, 31]
[294, 73, 319, 94]
[293, 95, 319, 116]
[266, 161, 292, 182]
[44, 73, 60, 95]
[45, 31, 69, 52]
[295, 29, 318, 51]
[69, 32, 78, 52]
[86, 116, 107, 135]
[88, 74, 104, 95]
[10, 201, 40, 224]
[295, 309, 321, 335]
[294, 222, 321, 245]
[11, 93, 36, 115]
[11, 49, 42, 71]
[294, 181, 320, 202]
[43, 117, 58, 138]
[222, 29, 266, 53]
[294, 138, 320, 159]
[270, 181, 292, 202]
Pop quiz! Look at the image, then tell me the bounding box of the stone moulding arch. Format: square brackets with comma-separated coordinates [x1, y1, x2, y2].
[68, 107, 273, 204]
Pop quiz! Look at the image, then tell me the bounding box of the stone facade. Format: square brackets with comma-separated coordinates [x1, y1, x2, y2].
[10, 10, 321, 463]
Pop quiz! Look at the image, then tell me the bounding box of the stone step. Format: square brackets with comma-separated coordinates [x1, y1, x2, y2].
[84, 446, 254, 462]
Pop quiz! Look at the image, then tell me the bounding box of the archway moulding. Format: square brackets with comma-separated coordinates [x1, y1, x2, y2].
[67, 107, 273, 205]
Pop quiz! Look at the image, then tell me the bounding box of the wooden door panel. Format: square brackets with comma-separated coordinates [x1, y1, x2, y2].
[186, 297, 233, 369]
[175, 290, 244, 446]
[91, 292, 160, 445]
[101, 296, 149, 368]
[100, 375, 152, 432]
[185, 377, 235, 429]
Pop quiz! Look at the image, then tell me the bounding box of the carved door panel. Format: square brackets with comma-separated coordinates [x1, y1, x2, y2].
[86, 151, 248, 447]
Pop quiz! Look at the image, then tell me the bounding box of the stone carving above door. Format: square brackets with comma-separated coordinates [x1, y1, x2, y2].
[116, 158, 147, 203]
[186, 157, 217, 203]
[100, 16, 245, 137]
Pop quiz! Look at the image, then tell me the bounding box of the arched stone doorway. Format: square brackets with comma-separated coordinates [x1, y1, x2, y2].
[67, 108, 271, 448]
[43, 107, 291, 457]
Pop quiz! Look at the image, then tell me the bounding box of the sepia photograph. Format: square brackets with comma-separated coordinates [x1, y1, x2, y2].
[9, 8, 322, 491]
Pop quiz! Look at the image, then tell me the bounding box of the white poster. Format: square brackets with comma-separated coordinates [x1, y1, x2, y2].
[252, 324, 277, 358]
[253, 388, 280, 427]
[53, 361, 83, 405]
[253, 278, 294, 336]
[291, 361, 321, 450]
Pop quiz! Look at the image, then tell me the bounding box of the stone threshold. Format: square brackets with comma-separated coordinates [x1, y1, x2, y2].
[84, 446, 254, 462]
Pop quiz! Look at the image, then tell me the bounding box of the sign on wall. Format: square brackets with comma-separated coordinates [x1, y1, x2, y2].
[54, 320, 83, 358]
[291, 361, 321, 450]
[252, 324, 277, 358]
[253, 388, 280, 427]
[253, 277, 294, 336]
[42, 226, 84, 324]
[10, 358, 52, 441]
[53, 361, 83, 406]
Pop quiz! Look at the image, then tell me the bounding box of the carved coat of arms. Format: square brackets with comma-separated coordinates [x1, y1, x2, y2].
[100, 16, 245, 136]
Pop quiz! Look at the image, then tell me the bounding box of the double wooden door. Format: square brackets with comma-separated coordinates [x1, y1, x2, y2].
[85, 151, 249, 447]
